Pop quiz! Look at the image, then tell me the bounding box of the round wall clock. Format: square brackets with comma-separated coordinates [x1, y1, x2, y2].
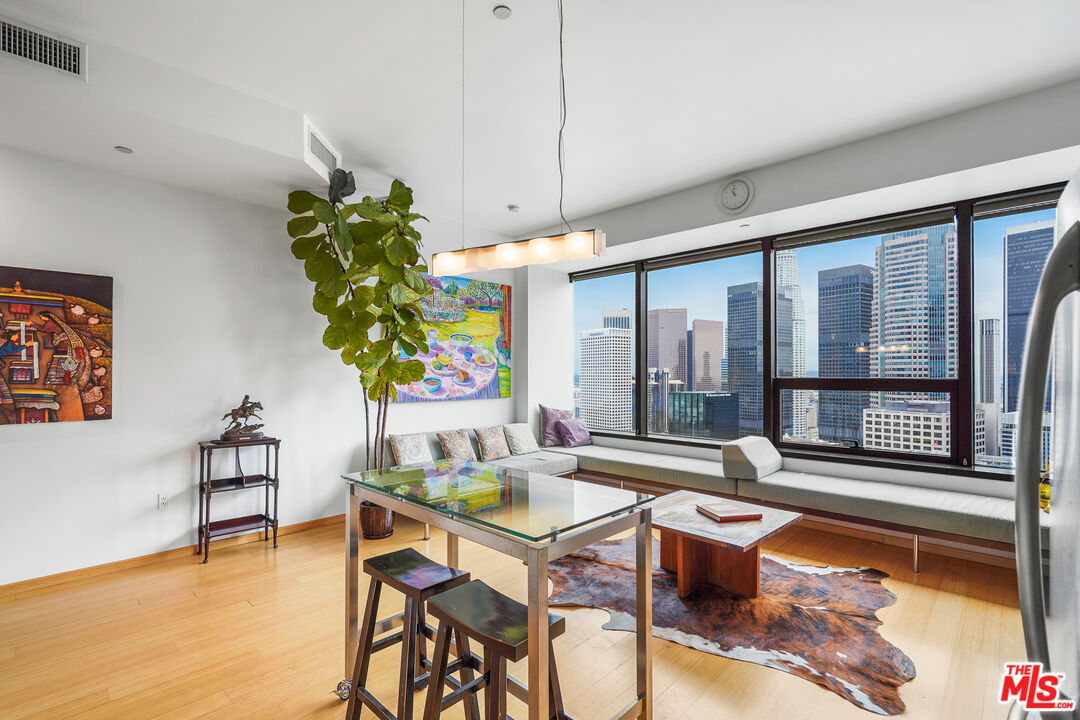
[719, 176, 754, 214]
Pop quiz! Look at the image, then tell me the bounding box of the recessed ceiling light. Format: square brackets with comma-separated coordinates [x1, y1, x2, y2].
[493, 5, 511, 19]
[113, 145, 133, 154]
[507, 204, 520, 213]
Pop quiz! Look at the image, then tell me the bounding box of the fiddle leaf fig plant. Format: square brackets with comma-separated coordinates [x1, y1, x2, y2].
[287, 169, 433, 470]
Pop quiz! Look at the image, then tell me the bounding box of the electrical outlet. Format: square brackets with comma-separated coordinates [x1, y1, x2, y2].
[157, 494, 169, 510]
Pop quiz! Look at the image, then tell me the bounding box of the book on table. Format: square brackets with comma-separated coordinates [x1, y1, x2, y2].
[696, 501, 763, 523]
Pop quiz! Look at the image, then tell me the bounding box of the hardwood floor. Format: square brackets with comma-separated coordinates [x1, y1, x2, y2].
[0, 517, 1023, 720]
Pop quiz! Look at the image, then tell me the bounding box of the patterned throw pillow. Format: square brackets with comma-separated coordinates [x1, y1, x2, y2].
[539, 405, 574, 447]
[474, 425, 511, 461]
[437, 429, 477, 463]
[388, 432, 434, 466]
[555, 419, 592, 448]
[503, 423, 540, 455]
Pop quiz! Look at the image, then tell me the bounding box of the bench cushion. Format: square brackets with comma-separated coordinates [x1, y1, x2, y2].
[488, 450, 578, 476]
[550, 445, 735, 495]
[721, 436, 783, 480]
[736, 469, 1041, 544]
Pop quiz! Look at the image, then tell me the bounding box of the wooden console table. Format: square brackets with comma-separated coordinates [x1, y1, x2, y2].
[198, 436, 280, 563]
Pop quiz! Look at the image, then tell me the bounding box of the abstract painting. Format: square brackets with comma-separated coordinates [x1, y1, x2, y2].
[0, 266, 113, 425]
[396, 275, 511, 403]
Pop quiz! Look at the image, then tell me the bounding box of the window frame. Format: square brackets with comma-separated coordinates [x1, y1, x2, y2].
[568, 182, 1065, 481]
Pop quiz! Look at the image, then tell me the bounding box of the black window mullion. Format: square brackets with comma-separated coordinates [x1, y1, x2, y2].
[762, 237, 776, 442]
[955, 200, 974, 466]
[634, 261, 648, 438]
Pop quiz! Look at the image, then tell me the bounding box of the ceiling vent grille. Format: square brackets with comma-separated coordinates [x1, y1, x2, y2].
[303, 116, 342, 183]
[0, 17, 86, 79]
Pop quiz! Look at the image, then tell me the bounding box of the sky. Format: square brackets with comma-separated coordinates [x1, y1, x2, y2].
[573, 208, 1057, 376]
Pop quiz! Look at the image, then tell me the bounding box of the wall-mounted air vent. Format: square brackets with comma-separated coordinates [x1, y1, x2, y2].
[0, 17, 87, 80]
[303, 116, 342, 183]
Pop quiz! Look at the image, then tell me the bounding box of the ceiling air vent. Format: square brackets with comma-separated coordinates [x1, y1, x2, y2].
[0, 17, 87, 80]
[303, 116, 342, 183]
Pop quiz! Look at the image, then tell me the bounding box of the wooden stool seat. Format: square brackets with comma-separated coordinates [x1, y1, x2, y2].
[426, 580, 566, 663]
[424, 580, 568, 720]
[347, 549, 473, 720]
[365, 547, 471, 601]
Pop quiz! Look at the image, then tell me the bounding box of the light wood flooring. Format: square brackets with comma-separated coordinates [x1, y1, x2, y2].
[0, 517, 1023, 720]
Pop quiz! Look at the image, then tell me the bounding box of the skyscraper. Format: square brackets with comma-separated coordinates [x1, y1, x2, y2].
[871, 224, 958, 404]
[976, 317, 1001, 405]
[603, 308, 632, 330]
[646, 308, 688, 385]
[817, 264, 874, 443]
[691, 319, 724, 391]
[667, 391, 739, 440]
[727, 283, 793, 436]
[727, 283, 762, 436]
[1004, 221, 1054, 413]
[776, 250, 808, 437]
[577, 327, 633, 431]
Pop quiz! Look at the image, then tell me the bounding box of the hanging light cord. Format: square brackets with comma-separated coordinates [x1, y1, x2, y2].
[557, 0, 572, 233]
[461, 0, 466, 251]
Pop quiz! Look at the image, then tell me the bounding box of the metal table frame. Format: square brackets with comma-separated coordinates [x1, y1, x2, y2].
[342, 480, 653, 720]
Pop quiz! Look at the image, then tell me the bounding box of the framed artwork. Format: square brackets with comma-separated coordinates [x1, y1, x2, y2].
[396, 275, 511, 403]
[0, 266, 113, 425]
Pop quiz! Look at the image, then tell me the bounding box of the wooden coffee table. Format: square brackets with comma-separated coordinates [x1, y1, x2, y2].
[650, 490, 802, 598]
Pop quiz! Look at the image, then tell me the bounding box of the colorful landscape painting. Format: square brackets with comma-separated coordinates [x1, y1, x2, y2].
[396, 275, 511, 403]
[0, 266, 113, 425]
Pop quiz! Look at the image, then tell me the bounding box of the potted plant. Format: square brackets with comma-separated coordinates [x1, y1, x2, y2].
[286, 169, 432, 538]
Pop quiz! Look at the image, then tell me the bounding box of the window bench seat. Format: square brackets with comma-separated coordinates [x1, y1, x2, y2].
[550, 442, 1044, 570]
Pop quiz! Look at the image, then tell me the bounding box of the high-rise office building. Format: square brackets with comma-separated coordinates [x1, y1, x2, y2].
[870, 224, 958, 404]
[691, 319, 724, 391]
[776, 250, 808, 437]
[976, 318, 1001, 405]
[647, 308, 688, 385]
[667, 391, 740, 440]
[727, 282, 792, 436]
[1004, 221, 1054, 413]
[603, 308, 632, 330]
[1000, 411, 1052, 469]
[862, 401, 951, 456]
[817, 264, 874, 443]
[577, 327, 633, 432]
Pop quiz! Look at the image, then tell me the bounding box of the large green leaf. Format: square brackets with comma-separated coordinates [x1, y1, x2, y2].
[348, 285, 375, 309]
[385, 235, 409, 266]
[317, 273, 348, 298]
[312, 201, 337, 224]
[340, 345, 358, 365]
[334, 215, 354, 254]
[369, 339, 392, 359]
[355, 355, 381, 371]
[287, 190, 322, 214]
[403, 268, 428, 293]
[398, 359, 426, 384]
[351, 220, 392, 247]
[354, 310, 377, 331]
[304, 252, 339, 282]
[287, 215, 320, 239]
[379, 261, 405, 284]
[387, 179, 413, 212]
[291, 234, 325, 260]
[328, 304, 353, 327]
[313, 292, 338, 315]
[322, 325, 347, 350]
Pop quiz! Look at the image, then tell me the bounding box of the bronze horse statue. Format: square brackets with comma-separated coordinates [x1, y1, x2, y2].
[221, 394, 265, 439]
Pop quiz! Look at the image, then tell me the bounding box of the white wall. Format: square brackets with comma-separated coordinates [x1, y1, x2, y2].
[0, 147, 514, 585]
[512, 265, 574, 432]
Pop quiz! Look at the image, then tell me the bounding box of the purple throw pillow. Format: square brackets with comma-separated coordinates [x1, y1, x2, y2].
[539, 405, 574, 447]
[555, 419, 592, 448]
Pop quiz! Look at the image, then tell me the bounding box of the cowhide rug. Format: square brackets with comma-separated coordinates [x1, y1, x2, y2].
[547, 538, 916, 715]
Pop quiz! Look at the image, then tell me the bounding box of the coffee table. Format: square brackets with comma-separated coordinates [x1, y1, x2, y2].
[650, 490, 802, 598]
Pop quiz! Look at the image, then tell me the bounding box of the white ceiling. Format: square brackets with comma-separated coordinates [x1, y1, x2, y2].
[3, 0, 1080, 248]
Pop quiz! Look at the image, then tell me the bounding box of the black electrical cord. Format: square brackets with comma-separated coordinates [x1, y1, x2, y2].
[557, 0, 572, 234]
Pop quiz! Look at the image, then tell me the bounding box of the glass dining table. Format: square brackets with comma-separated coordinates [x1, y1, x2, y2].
[341, 459, 655, 720]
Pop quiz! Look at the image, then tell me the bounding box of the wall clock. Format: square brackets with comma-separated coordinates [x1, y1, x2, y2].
[718, 177, 754, 214]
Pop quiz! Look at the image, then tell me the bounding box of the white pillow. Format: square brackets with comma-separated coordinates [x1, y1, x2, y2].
[388, 432, 434, 466]
[503, 423, 540, 455]
[721, 436, 782, 480]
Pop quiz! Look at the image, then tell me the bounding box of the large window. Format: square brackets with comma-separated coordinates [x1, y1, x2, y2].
[773, 215, 960, 459]
[568, 183, 1063, 475]
[572, 270, 635, 433]
[645, 251, 761, 441]
[972, 197, 1058, 469]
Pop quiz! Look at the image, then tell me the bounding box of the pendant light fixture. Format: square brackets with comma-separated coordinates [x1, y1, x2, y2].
[432, 0, 605, 276]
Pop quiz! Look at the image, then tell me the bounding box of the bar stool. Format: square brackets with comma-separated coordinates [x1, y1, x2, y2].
[347, 548, 473, 720]
[423, 580, 568, 720]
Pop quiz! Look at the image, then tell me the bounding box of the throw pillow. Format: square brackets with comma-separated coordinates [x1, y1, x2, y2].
[721, 436, 783, 480]
[474, 425, 511, 461]
[555, 419, 592, 448]
[539, 405, 574, 447]
[503, 423, 540, 455]
[437, 429, 477, 463]
[388, 432, 434, 466]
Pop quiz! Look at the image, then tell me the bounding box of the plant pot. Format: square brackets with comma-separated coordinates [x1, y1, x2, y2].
[359, 501, 394, 539]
